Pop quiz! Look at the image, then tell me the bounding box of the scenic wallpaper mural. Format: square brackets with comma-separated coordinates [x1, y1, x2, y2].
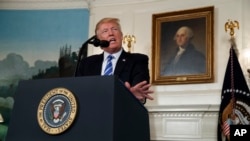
[0, 9, 89, 140]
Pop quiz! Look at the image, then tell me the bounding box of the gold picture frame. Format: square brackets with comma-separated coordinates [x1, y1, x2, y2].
[151, 6, 214, 85]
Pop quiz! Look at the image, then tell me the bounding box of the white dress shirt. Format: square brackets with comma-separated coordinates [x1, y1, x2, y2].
[101, 48, 122, 75]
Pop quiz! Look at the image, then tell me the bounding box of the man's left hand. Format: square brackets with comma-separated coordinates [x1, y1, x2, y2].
[124, 81, 154, 101]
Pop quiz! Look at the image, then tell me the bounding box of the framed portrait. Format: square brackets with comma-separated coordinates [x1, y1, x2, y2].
[151, 6, 214, 85]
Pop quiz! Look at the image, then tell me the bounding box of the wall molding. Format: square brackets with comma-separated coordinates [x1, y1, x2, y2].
[0, 0, 89, 10]
[0, 0, 158, 10]
[146, 104, 219, 112]
[148, 104, 219, 141]
[89, 0, 158, 7]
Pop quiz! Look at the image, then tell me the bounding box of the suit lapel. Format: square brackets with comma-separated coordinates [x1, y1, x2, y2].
[114, 51, 129, 75]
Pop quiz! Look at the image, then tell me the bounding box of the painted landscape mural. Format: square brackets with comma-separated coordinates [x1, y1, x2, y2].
[0, 9, 89, 140]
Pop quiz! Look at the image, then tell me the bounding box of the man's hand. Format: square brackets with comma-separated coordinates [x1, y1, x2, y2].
[124, 81, 154, 101]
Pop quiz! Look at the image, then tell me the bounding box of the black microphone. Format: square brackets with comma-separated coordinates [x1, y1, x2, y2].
[88, 35, 110, 47]
[74, 35, 110, 76]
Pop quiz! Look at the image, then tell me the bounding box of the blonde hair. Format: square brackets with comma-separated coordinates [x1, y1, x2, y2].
[95, 17, 122, 35]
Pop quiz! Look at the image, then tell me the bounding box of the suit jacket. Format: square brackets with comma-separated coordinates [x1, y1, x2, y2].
[162, 43, 206, 76]
[76, 50, 150, 86]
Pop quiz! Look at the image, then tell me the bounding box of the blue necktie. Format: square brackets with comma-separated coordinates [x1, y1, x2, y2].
[104, 55, 113, 75]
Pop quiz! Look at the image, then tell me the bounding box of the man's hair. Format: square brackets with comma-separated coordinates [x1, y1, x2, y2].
[174, 26, 194, 40]
[95, 17, 122, 35]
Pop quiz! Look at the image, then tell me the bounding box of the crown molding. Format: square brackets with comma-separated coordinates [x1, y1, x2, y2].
[0, 0, 89, 10]
[0, 0, 158, 10]
[90, 0, 157, 7]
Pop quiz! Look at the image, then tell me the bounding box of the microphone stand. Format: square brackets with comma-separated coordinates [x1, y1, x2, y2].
[74, 35, 96, 76]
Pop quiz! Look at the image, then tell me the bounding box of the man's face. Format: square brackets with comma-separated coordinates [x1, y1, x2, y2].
[175, 28, 189, 48]
[97, 22, 123, 53]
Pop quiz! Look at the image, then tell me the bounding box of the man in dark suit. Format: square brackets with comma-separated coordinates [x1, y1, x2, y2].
[162, 26, 206, 76]
[76, 17, 153, 103]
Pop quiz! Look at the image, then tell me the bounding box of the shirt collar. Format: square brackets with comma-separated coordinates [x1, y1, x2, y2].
[104, 48, 123, 60]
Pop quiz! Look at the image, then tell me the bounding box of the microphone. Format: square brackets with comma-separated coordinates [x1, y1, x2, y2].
[74, 35, 110, 76]
[88, 35, 110, 47]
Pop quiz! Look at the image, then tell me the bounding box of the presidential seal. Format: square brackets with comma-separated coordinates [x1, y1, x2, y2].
[37, 87, 77, 135]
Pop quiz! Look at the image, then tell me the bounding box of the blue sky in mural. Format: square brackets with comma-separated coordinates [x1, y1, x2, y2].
[0, 9, 89, 66]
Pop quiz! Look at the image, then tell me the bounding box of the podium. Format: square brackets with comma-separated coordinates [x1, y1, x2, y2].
[5, 75, 150, 141]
